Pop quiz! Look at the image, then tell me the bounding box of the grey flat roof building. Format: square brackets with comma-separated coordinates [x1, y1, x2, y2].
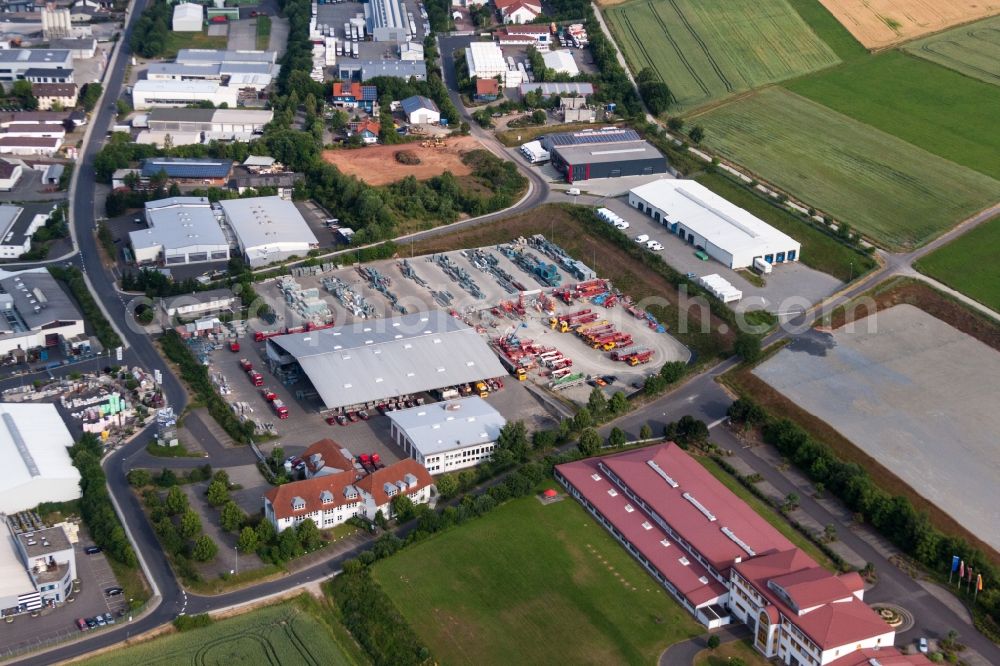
[219, 196, 318, 267]
[129, 197, 230, 266]
[175, 49, 277, 65]
[0, 269, 80, 333]
[387, 396, 506, 457]
[266, 311, 507, 410]
[338, 60, 427, 81]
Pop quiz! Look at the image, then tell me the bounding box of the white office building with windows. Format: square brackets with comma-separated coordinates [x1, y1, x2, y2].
[628, 180, 801, 270]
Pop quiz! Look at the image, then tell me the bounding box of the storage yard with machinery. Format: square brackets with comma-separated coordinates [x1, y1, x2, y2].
[173, 235, 689, 451]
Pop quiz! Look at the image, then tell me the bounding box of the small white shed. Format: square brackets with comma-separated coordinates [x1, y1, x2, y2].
[172, 3, 203, 32]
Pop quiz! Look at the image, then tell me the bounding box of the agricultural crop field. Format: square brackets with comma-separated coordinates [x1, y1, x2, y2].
[373, 490, 701, 665]
[815, 0, 1000, 49]
[75, 601, 361, 666]
[903, 15, 1000, 86]
[786, 51, 1000, 180]
[915, 215, 1000, 313]
[605, 0, 839, 111]
[693, 88, 1000, 249]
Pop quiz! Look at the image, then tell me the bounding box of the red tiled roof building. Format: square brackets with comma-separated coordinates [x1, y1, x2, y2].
[556, 444, 898, 665]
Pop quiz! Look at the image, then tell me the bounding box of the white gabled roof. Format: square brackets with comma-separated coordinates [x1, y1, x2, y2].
[630, 179, 800, 257]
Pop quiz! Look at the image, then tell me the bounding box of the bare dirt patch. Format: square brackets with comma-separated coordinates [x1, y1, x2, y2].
[817, 0, 1000, 49]
[321, 135, 483, 185]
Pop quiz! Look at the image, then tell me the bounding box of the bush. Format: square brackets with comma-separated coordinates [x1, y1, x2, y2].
[173, 613, 212, 631]
[48, 266, 121, 349]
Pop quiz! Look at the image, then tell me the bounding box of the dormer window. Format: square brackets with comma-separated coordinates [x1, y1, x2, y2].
[291, 496, 306, 511]
[320, 490, 334, 505]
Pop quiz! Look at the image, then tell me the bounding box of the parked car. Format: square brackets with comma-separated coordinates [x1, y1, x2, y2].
[84, 546, 101, 555]
[634, 234, 649, 244]
[105, 587, 123, 597]
[613, 221, 629, 230]
[84, 617, 96, 629]
[104, 612, 115, 625]
[76, 618, 88, 632]
[694, 250, 709, 261]
[646, 240, 663, 251]
[918, 638, 929, 654]
[96, 615, 106, 626]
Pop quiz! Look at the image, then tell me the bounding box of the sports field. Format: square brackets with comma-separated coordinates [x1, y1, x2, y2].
[373, 491, 701, 665]
[903, 15, 1000, 86]
[816, 0, 1000, 49]
[75, 600, 361, 666]
[786, 51, 1000, 180]
[915, 214, 1000, 313]
[605, 0, 839, 111]
[693, 88, 1000, 249]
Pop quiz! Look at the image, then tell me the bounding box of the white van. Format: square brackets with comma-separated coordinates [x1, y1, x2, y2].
[566, 187, 580, 196]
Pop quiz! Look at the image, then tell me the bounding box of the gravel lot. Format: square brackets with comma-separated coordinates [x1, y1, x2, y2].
[753, 304, 1000, 551]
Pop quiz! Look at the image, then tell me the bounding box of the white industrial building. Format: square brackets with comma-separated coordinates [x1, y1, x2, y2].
[146, 108, 273, 136]
[1, 522, 77, 617]
[219, 196, 318, 267]
[542, 49, 579, 76]
[399, 41, 424, 61]
[172, 2, 203, 31]
[697, 274, 742, 303]
[628, 180, 801, 269]
[0, 269, 84, 357]
[400, 95, 440, 124]
[465, 41, 521, 88]
[0, 205, 48, 259]
[129, 197, 230, 266]
[365, 0, 409, 42]
[0, 403, 80, 514]
[175, 49, 277, 66]
[388, 397, 506, 474]
[0, 159, 22, 191]
[131, 80, 240, 110]
[518, 140, 549, 164]
[161, 288, 237, 318]
[264, 439, 435, 532]
[145, 62, 279, 90]
[0, 50, 73, 84]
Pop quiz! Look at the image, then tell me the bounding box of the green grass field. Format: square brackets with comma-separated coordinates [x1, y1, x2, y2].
[76, 600, 362, 666]
[785, 51, 1000, 180]
[373, 491, 701, 665]
[696, 172, 876, 283]
[785, 0, 867, 62]
[903, 15, 1000, 87]
[693, 88, 1000, 249]
[915, 214, 1000, 313]
[605, 0, 838, 111]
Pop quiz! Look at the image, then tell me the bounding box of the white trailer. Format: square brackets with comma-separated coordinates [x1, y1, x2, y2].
[352, 41, 359, 58]
[753, 257, 773, 275]
[697, 274, 743, 303]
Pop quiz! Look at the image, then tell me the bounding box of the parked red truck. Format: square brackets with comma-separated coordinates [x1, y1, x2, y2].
[248, 370, 264, 387]
[272, 399, 288, 418]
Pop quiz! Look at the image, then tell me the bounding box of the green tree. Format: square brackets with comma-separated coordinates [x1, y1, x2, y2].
[667, 116, 684, 132]
[127, 469, 152, 487]
[531, 109, 547, 124]
[640, 423, 653, 440]
[255, 518, 276, 546]
[532, 429, 556, 451]
[278, 526, 303, 560]
[587, 386, 608, 418]
[608, 427, 627, 449]
[578, 428, 601, 456]
[676, 415, 709, 446]
[391, 495, 415, 522]
[636, 67, 672, 116]
[609, 391, 628, 414]
[297, 518, 322, 551]
[220, 501, 245, 533]
[192, 535, 218, 562]
[707, 635, 720, 649]
[237, 526, 259, 554]
[158, 468, 178, 487]
[574, 407, 593, 431]
[435, 474, 458, 499]
[179, 508, 202, 539]
[374, 509, 388, 530]
[689, 125, 705, 144]
[496, 420, 529, 461]
[659, 361, 686, 384]
[206, 480, 229, 507]
[165, 485, 188, 515]
[11, 80, 37, 109]
[733, 333, 761, 363]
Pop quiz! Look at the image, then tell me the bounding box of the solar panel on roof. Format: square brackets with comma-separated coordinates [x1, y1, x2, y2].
[361, 86, 378, 101]
[140, 158, 233, 179]
[547, 128, 641, 146]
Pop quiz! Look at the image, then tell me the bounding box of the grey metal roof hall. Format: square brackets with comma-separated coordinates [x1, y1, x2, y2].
[266, 311, 506, 410]
[400, 95, 438, 115]
[387, 396, 507, 457]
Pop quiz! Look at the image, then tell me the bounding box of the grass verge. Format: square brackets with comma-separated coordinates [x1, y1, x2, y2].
[914, 213, 1000, 314]
[372, 490, 702, 664]
[695, 637, 770, 666]
[161, 31, 228, 59]
[145, 442, 203, 458]
[255, 15, 271, 50]
[696, 171, 876, 282]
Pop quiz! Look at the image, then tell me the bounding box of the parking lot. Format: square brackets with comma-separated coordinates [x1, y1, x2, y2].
[0, 538, 133, 660]
[599, 195, 842, 315]
[315, 0, 427, 62]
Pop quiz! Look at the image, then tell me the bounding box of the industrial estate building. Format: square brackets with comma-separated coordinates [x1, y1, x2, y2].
[0, 50, 73, 83]
[175, 49, 277, 66]
[541, 127, 667, 183]
[400, 95, 440, 124]
[129, 197, 230, 266]
[161, 288, 237, 318]
[138, 108, 274, 146]
[171, 2, 203, 31]
[145, 62, 279, 91]
[265, 311, 507, 412]
[131, 80, 241, 110]
[264, 439, 435, 532]
[0, 205, 50, 259]
[387, 396, 507, 474]
[542, 50, 579, 76]
[0, 269, 84, 357]
[519, 82, 593, 98]
[0, 402, 80, 513]
[219, 196, 318, 267]
[365, 0, 410, 42]
[465, 41, 522, 89]
[336, 60, 427, 81]
[557, 443, 900, 664]
[0, 159, 22, 191]
[30, 83, 78, 110]
[628, 180, 801, 269]
[1, 521, 77, 617]
[139, 157, 234, 185]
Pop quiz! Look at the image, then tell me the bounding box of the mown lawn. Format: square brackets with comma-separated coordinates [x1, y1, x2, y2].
[693, 88, 1000, 250]
[695, 172, 876, 283]
[75, 598, 364, 666]
[161, 31, 229, 59]
[785, 51, 1000, 180]
[785, 0, 867, 62]
[695, 638, 770, 666]
[606, 0, 838, 111]
[915, 214, 1000, 314]
[373, 490, 702, 665]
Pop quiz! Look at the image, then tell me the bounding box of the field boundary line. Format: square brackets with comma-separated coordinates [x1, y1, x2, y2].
[647, 0, 709, 97]
[665, 0, 733, 92]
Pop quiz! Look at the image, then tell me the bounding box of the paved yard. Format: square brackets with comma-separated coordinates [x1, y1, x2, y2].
[754, 304, 1000, 551]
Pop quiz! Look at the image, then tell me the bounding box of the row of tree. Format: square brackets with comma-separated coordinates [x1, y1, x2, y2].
[71, 434, 138, 567]
[48, 266, 122, 350]
[728, 396, 1000, 630]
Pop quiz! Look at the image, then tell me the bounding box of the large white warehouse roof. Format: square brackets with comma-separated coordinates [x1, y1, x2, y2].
[387, 396, 507, 457]
[266, 311, 507, 410]
[629, 180, 800, 265]
[0, 403, 79, 514]
[219, 196, 318, 265]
